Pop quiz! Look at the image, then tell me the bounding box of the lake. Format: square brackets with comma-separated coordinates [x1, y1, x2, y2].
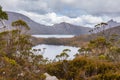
[32, 35, 75, 38]
[32, 44, 79, 60]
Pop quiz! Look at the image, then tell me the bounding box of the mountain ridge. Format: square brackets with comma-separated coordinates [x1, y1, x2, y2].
[106, 19, 120, 28]
[2, 11, 91, 35]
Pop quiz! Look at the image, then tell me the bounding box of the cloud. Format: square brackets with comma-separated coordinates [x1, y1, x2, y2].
[18, 10, 111, 27]
[0, 0, 50, 14]
[2, 0, 120, 16]
[0, 0, 19, 11]
[1, 0, 120, 27]
[61, 0, 75, 4]
[19, 0, 49, 13]
[60, 0, 120, 16]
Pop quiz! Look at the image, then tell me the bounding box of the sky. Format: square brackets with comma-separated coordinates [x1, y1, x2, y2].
[0, 0, 120, 27]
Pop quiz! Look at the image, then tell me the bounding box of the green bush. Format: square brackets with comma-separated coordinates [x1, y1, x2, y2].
[46, 57, 120, 80]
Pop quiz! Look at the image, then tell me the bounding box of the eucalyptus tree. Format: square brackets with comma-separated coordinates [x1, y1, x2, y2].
[78, 47, 85, 55]
[12, 19, 30, 34]
[89, 22, 108, 40]
[61, 49, 70, 61]
[60, 52, 69, 61]
[0, 6, 46, 80]
[94, 22, 108, 36]
[0, 6, 8, 29]
[55, 49, 70, 61]
[55, 55, 61, 61]
[11, 20, 31, 58]
[78, 47, 91, 56]
[0, 6, 9, 56]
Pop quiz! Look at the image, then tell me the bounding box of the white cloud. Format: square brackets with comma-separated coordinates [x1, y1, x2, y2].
[2, 0, 120, 15]
[0, 0, 19, 11]
[19, 0, 48, 11]
[59, 0, 120, 15]
[0, 0, 49, 13]
[80, 15, 103, 24]
[61, 0, 75, 4]
[1, 0, 120, 27]
[18, 11, 111, 27]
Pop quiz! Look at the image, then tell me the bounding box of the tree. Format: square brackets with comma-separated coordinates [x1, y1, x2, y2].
[0, 7, 9, 56]
[60, 49, 70, 61]
[0, 6, 8, 29]
[88, 36, 110, 56]
[0, 6, 46, 80]
[55, 55, 60, 61]
[88, 22, 120, 61]
[94, 22, 108, 36]
[12, 19, 30, 34]
[60, 52, 69, 60]
[11, 20, 31, 57]
[55, 49, 70, 61]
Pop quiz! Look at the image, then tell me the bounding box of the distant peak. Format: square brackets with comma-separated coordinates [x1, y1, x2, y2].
[107, 19, 117, 23]
[59, 22, 68, 24]
[53, 22, 70, 26]
[109, 19, 114, 22]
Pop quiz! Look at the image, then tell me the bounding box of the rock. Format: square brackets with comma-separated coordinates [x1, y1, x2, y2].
[44, 73, 58, 80]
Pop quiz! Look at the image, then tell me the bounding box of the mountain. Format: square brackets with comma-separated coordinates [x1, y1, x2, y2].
[106, 25, 120, 35]
[106, 19, 120, 28]
[95, 20, 120, 37]
[4, 12, 52, 34]
[2, 11, 91, 35]
[52, 22, 91, 35]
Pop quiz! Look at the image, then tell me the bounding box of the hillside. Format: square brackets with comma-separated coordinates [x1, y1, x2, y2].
[52, 22, 91, 35]
[2, 12, 91, 35]
[107, 19, 120, 28]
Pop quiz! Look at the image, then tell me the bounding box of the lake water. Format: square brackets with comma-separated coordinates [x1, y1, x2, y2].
[32, 44, 79, 60]
[32, 35, 75, 38]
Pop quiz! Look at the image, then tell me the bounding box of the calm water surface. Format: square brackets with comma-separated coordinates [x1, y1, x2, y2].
[32, 35, 75, 38]
[32, 44, 79, 60]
